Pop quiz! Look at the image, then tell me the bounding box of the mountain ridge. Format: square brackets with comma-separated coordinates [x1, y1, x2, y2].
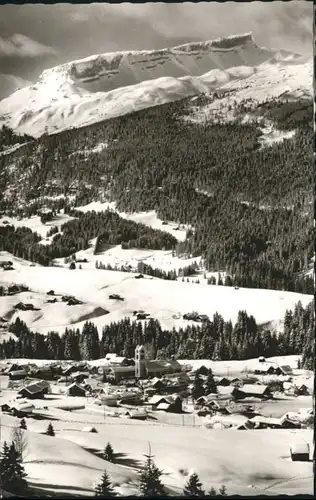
[0, 32, 311, 138]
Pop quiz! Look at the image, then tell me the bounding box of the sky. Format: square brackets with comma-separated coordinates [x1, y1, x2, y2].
[0, 1, 312, 100]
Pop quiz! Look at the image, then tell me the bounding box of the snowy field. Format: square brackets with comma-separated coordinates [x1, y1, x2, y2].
[76, 201, 189, 242]
[0, 213, 75, 240]
[0, 406, 312, 497]
[0, 252, 312, 334]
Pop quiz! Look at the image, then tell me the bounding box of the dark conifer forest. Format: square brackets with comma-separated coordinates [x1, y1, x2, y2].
[1, 300, 313, 370]
[0, 95, 313, 293]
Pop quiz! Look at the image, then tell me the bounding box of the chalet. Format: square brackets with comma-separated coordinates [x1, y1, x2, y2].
[294, 384, 309, 396]
[279, 365, 293, 376]
[3, 263, 14, 271]
[9, 402, 35, 417]
[30, 368, 55, 381]
[254, 363, 278, 375]
[7, 284, 28, 295]
[118, 391, 143, 405]
[290, 443, 310, 462]
[4, 363, 21, 374]
[0, 260, 13, 269]
[249, 416, 282, 429]
[236, 421, 255, 430]
[84, 378, 103, 393]
[1, 404, 11, 412]
[62, 365, 77, 377]
[108, 294, 124, 301]
[149, 377, 166, 391]
[18, 380, 50, 399]
[214, 377, 231, 387]
[195, 365, 209, 376]
[237, 384, 272, 400]
[66, 383, 86, 397]
[279, 415, 301, 429]
[216, 386, 245, 399]
[67, 297, 83, 306]
[149, 395, 183, 413]
[230, 377, 242, 386]
[9, 370, 28, 381]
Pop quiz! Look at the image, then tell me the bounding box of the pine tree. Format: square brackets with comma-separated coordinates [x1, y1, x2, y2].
[103, 442, 115, 463]
[46, 422, 55, 436]
[219, 485, 227, 496]
[0, 441, 28, 494]
[205, 368, 217, 394]
[94, 470, 116, 497]
[138, 452, 165, 496]
[208, 487, 218, 496]
[20, 418, 27, 430]
[192, 372, 205, 400]
[183, 472, 205, 496]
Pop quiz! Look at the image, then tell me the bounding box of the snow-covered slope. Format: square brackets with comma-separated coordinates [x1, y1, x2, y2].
[0, 33, 311, 137]
[0, 252, 312, 334]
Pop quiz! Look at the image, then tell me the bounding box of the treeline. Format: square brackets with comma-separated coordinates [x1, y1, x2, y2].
[96, 259, 178, 281]
[0, 210, 178, 265]
[1, 301, 313, 369]
[0, 97, 313, 293]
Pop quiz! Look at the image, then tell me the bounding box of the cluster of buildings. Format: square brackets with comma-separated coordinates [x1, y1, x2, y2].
[0, 351, 311, 425]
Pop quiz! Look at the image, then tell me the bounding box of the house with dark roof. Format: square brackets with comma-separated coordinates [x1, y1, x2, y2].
[62, 365, 78, 377]
[294, 384, 309, 396]
[66, 382, 86, 397]
[148, 395, 183, 413]
[214, 377, 231, 387]
[29, 367, 55, 381]
[118, 391, 143, 405]
[18, 380, 50, 399]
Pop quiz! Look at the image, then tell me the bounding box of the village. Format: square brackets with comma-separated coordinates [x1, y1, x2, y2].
[0, 348, 313, 434]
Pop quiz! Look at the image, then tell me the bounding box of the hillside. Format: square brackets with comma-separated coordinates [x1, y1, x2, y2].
[0, 252, 312, 335]
[0, 91, 313, 293]
[0, 33, 311, 137]
[0, 411, 313, 497]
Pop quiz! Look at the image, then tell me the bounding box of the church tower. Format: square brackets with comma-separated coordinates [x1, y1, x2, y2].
[135, 345, 146, 378]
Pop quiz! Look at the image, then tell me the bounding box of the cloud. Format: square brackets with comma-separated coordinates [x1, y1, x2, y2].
[0, 33, 57, 58]
[0, 72, 31, 100]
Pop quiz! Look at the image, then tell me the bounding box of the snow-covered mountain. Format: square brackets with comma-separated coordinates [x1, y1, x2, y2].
[0, 33, 312, 138]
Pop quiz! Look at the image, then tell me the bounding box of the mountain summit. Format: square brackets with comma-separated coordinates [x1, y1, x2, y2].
[0, 33, 311, 138]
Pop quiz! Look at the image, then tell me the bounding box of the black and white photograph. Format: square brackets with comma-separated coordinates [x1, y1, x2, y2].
[0, 1, 314, 497]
